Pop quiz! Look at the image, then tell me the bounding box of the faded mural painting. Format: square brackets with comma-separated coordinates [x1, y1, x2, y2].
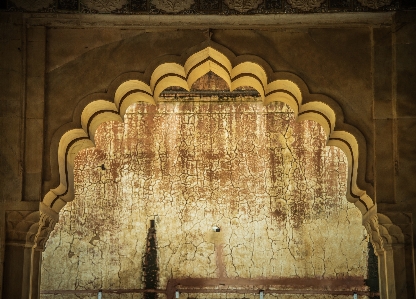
[41, 75, 370, 298]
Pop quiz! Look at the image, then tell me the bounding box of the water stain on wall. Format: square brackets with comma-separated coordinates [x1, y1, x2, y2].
[41, 94, 368, 298]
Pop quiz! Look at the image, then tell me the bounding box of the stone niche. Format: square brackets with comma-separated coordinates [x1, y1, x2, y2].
[40, 74, 369, 298]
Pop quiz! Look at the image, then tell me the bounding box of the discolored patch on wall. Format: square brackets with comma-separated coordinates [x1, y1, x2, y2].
[41, 98, 368, 296]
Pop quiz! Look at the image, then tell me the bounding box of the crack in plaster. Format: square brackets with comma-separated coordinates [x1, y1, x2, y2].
[41, 100, 368, 298]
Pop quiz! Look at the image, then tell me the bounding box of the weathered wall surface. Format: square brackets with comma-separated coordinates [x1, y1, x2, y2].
[2, 12, 416, 298]
[41, 100, 368, 297]
[43, 25, 374, 195]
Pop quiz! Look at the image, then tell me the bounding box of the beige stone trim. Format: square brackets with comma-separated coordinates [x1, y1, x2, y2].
[4, 207, 56, 250]
[364, 212, 405, 253]
[19, 12, 394, 29]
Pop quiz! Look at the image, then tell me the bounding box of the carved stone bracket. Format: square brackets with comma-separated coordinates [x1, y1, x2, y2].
[81, 0, 128, 13]
[224, 0, 263, 12]
[151, 0, 195, 12]
[27, 211, 58, 251]
[363, 207, 413, 298]
[363, 207, 405, 255]
[5, 204, 59, 251]
[287, 0, 326, 11]
[9, 0, 54, 11]
[5, 210, 40, 247]
[357, 0, 392, 9]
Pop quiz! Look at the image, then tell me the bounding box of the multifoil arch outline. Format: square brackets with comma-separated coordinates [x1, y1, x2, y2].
[42, 41, 375, 222]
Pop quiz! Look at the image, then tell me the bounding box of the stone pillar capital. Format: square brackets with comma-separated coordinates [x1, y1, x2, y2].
[5, 205, 58, 251]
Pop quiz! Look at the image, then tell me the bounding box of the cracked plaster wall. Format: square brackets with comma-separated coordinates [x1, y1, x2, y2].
[40, 97, 369, 298]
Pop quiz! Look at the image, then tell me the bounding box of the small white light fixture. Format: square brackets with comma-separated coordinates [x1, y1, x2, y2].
[97, 290, 102, 299]
[212, 226, 220, 232]
[353, 293, 358, 299]
[259, 290, 264, 299]
[175, 290, 180, 299]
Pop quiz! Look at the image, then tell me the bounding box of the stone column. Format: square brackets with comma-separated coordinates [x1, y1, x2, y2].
[2, 206, 58, 299]
[377, 249, 388, 299]
[366, 211, 412, 299]
[377, 245, 407, 298]
[2, 244, 42, 299]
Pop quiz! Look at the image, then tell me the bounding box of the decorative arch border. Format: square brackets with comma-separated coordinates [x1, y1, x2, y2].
[12, 40, 405, 299]
[41, 41, 375, 222]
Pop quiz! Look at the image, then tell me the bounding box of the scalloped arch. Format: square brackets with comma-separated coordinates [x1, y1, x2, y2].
[42, 44, 375, 218]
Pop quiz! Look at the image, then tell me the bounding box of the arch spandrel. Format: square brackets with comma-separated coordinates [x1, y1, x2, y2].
[43, 42, 375, 228]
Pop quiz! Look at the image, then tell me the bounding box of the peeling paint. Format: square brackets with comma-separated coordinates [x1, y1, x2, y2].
[41, 99, 368, 299]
